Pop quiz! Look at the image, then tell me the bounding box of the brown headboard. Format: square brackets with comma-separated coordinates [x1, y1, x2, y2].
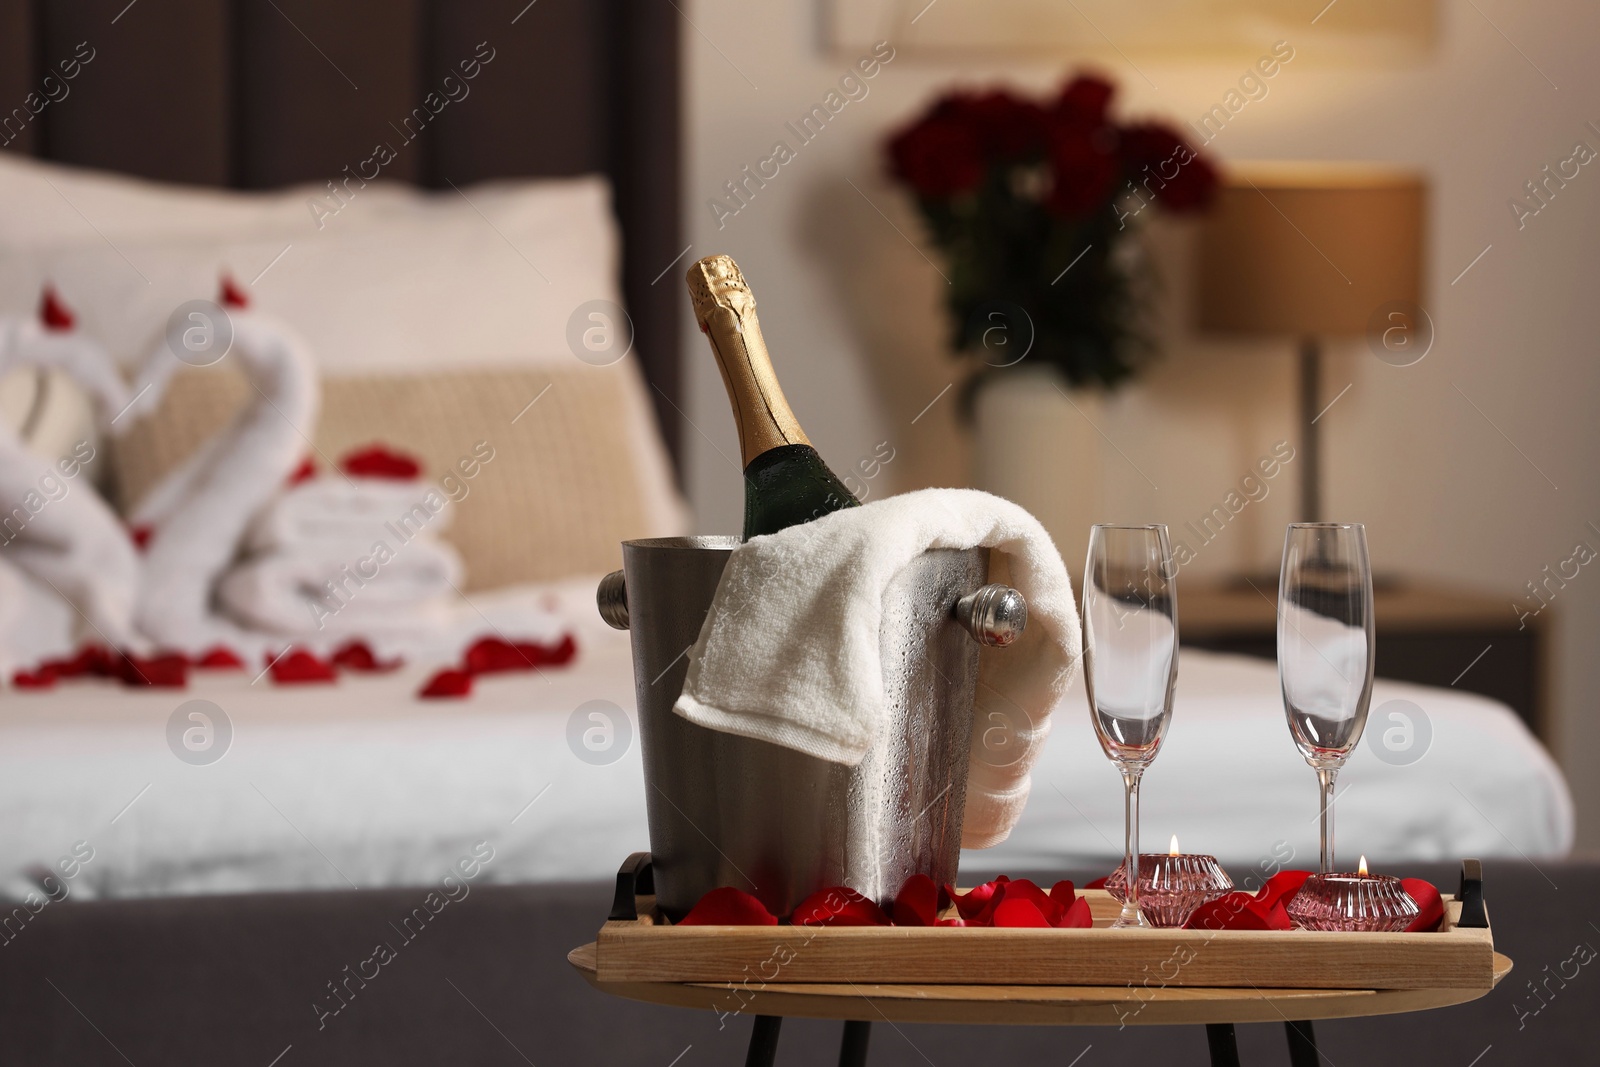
[0, 0, 682, 464]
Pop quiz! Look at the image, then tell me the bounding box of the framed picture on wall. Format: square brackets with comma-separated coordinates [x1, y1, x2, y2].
[828, 0, 1435, 62]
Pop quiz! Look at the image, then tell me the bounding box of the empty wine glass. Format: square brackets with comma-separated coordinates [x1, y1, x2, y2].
[1278, 523, 1375, 874]
[1083, 524, 1179, 928]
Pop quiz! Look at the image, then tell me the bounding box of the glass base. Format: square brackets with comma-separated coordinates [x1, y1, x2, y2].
[1109, 902, 1151, 929]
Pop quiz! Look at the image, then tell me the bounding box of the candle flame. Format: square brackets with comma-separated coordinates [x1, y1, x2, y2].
[1170, 835, 1180, 857]
[1358, 855, 1369, 876]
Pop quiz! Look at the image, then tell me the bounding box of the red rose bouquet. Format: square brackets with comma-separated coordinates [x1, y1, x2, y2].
[886, 73, 1219, 394]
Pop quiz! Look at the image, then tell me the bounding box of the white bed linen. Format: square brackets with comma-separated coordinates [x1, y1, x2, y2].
[0, 582, 1571, 900]
[996, 653, 1574, 875]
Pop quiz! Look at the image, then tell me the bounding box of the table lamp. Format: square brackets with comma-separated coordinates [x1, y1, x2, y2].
[1194, 162, 1426, 522]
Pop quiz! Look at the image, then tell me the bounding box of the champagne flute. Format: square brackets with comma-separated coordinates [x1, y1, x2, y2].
[1083, 524, 1179, 929]
[1278, 523, 1375, 873]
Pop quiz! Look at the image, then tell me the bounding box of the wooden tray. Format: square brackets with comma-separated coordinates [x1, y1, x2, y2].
[594, 856, 1496, 992]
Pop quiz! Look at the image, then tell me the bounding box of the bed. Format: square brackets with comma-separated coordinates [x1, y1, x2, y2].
[0, 586, 1571, 904]
[0, 3, 1583, 1064]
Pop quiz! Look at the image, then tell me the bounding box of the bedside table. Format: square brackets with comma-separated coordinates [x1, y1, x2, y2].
[1179, 579, 1546, 740]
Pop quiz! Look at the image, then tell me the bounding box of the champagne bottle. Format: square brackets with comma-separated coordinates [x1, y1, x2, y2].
[686, 254, 860, 538]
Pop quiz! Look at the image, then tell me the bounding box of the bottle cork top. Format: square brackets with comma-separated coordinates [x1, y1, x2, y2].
[686, 254, 755, 325]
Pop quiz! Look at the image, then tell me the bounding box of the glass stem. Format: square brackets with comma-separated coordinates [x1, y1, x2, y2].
[1317, 766, 1338, 874]
[1122, 766, 1144, 921]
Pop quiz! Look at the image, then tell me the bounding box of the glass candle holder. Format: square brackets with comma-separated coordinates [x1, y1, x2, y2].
[1286, 870, 1419, 932]
[1105, 852, 1234, 928]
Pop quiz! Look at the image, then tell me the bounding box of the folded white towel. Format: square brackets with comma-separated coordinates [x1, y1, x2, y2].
[216, 536, 465, 638]
[244, 478, 454, 556]
[0, 318, 145, 655]
[0, 555, 76, 679]
[128, 310, 319, 657]
[673, 487, 1081, 848]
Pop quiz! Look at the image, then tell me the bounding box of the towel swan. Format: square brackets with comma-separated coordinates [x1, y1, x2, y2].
[0, 292, 144, 666]
[126, 290, 321, 657]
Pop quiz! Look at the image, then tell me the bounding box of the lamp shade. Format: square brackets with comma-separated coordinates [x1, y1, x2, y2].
[1195, 162, 1426, 337]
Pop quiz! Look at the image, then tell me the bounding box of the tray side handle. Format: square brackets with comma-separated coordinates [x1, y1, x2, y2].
[609, 851, 654, 921]
[1457, 858, 1488, 928]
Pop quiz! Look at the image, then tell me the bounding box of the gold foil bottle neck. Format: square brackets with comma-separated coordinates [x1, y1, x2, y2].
[685, 254, 808, 464]
[687, 254, 756, 325]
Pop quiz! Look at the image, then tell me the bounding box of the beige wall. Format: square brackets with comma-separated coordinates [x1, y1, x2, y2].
[682, 1, 1600, 853]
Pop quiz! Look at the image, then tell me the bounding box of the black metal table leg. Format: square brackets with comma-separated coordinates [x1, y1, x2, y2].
[1206, 1022, 1242, 1067]
[1285, 1019, 1320, 1066]
[838, 1019, 871, 1066]
[745, 1015, 782, 1067]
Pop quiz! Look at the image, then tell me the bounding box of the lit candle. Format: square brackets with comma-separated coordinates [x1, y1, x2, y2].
[1286, 854, 1420, 932]
[1105, 835, 1234, 928]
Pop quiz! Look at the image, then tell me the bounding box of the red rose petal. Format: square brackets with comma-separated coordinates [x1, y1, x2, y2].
[1402, 878, 1444, 933]
[1049, 880, 1078, 910]
[84, 646, 119, 677]
[886, 113, 986, 199]
[39, 286, 75, 331]
[993, 897, 1052, 928]
[270, 649, 337, 684]
[460, 635, 578, 675]
[41, 645, 113, 679]
[464, 637, 523, 674]
[195, 646, 245, 670]
[1119, 122, 1218, 212]
[1184, 893, 1256, 931]
[418, 668, 472, 699]
[998, 879, 1065, 925]
[286, 457, 317, 486]
[677, 886, 777, 927]
[12, 669, 57, 689]
[948, 876, 1009, 922]
[1257, 869, 1313, 911]
[219, 273, 250, 309]
[519, 634, 577, 667]
[35, 656, 75, 680]
[1085, 876, 1108, 890]
[1055, 73, 1115, 127]
[792, 886, 891, 927]
[1185, 892, 1292, 932]
[332, 641, 401, 672]
[1057, 896, 1093, 929]
[119, 653, 188, 688]
[340, 445, 421, 481]
[892, 873, 939, 927]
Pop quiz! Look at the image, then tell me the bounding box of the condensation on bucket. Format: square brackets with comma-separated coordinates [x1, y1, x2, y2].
[616, 537, 987, 920]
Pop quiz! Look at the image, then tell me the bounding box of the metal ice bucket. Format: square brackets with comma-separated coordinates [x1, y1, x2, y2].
[597, 536, 1025, 919]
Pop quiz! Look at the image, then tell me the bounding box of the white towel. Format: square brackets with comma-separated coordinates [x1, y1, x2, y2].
[216, 537, 464, 637]
[0, 318, 145, 655]
[244, 478, 454, 556]
[673, 488, 1081, 848]
[0, 555, 76, 679]
[127, 310, 318, 657]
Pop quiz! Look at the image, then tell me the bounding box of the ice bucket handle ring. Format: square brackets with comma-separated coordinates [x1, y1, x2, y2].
[955, 583, 1027, 647]
[597, 569, 630, 630]
[598, 569, 1025, 647]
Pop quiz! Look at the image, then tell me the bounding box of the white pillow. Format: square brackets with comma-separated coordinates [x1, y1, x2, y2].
[0, 151, 416, 248]
[0, 154, 685, 534]
[0, 155, 622, 374]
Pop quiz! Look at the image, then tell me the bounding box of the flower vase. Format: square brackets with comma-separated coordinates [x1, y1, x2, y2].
[971, 365, 1104, 574]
